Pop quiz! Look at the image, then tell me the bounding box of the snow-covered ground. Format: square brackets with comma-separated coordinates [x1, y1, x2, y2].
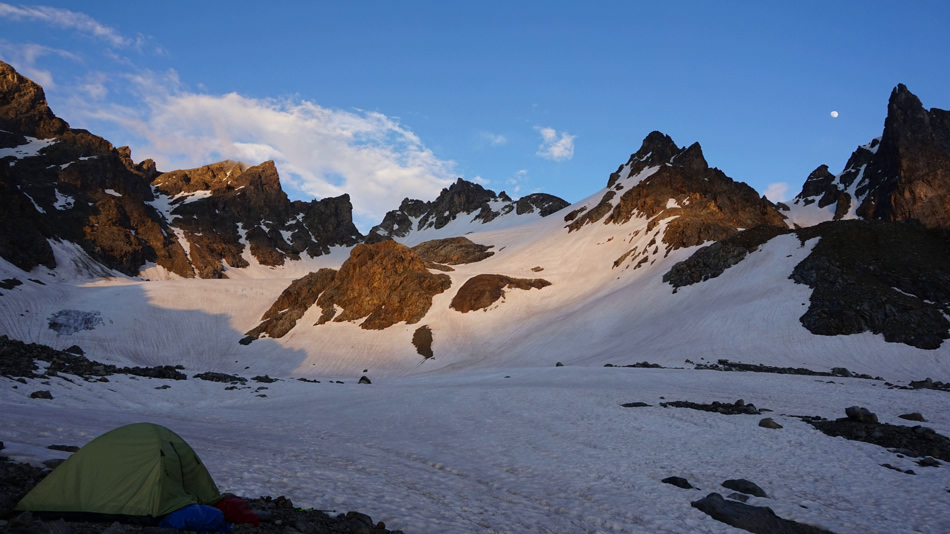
[3, 366, 949, 533]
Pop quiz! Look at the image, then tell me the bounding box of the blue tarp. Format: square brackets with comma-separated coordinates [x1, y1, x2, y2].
[159, 504, 231, 533]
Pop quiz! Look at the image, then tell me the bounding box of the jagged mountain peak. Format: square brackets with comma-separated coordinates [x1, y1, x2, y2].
[789, 83, 950, 229]
[565, 131, 785, 273]
[366, 177, 569, 243]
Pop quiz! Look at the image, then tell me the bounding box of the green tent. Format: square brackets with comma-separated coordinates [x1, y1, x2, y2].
[16, 423, 221, 517]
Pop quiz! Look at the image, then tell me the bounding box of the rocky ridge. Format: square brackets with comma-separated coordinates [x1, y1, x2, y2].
[365, 178, 569, 242]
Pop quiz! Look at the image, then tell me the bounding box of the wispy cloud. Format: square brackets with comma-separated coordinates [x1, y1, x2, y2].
[0, 40, 79, 88]
[69, 69, 457, 227]
[763, 182, 789, 202]
[535, 126, 575, 161]
[0, 3, 139, 48]
[505, 169, 529, 195]
[480, 132, 507, 146]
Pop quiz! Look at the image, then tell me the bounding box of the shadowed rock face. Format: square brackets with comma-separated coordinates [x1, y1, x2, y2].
[366, 178, 569, 242]
[244, 268, 338, 340]
[790, 220, 950, 349]
[794, 85, 950, 229]
[859, 85, 950, 227]
[450, 274, 551, 313]
[569, 131, 786, 258]
[0, 60, 362, 278]
[665, 219, 950, 350]
[315, 241, 452, 330]
[411, 237, 494, 266]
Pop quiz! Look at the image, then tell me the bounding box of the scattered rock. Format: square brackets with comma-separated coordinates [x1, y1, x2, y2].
[62, 345, 84, 356]
[252, 375, 277, 383]
[555, 362, 563, 367]
[358, 376, 372, 384]
[194, 372, 248, 384]
[660, 399, 763, 415]
[845, 406, 878, 424]
[30, 390, 52, 399]
[800, 411, 950, 460]
[42, 458, 65, 469]
[759, 418, 783, 429]
[46, 445, 79, 452]
[918, 457, 941, 467]
[621, 402, 651, 408]
[881, 463, 916, 475]
[691, 493, 836, 534]
[155, 385, 170, 390]
[726, 492, 750, 503]
[694, 359, 881, 380]
[908, 377, 950, 392]
[722, 479, 768, 498]
[604, 361, 665, 369]
[899, 412, 926, 422]
[661, 476, 693, 489]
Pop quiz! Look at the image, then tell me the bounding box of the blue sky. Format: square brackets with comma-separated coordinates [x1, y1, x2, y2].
[2, 2, 949, 230]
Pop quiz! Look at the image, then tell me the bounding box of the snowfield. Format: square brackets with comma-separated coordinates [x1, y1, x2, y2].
[2, 185, 950, 533]
[3, 367, 950, 533]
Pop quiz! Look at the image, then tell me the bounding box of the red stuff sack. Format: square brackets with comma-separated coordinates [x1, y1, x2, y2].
[213, 496, 261, 528]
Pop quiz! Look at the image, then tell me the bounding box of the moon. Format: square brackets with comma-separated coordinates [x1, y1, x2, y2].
[830, 111, 839, 118]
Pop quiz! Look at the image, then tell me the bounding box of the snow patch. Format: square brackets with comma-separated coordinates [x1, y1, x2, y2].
[0, 135, 57, 159]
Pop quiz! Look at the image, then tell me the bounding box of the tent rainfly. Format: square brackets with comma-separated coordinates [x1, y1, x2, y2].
[16, 423, 221, 517]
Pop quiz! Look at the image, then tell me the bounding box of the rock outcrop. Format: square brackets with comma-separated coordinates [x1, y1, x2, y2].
[792, 85, 950, 229]
[411, 237, 495, 266]
[450, 274, 551, 313]
[315, 241, 452, 329]
[244, 268, 338, 340]
[366, 178, 569, 242]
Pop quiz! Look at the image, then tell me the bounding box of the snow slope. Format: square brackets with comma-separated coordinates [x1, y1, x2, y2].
[2, 176, 948, 381]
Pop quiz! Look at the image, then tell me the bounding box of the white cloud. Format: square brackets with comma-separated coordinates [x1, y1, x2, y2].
[0, 3, 138, 48]
[763, 182, 789, 202]
[535, 126, 575, 161]
[68, 69, 457, 227]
